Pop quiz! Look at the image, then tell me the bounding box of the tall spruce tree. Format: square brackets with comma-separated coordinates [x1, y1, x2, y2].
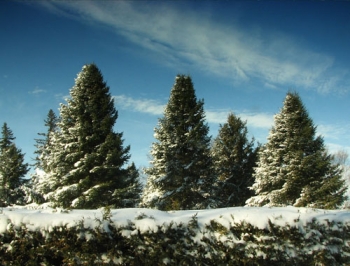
[141, 75, 215, 210]
[39, 64, 141, 209]
[31, 109, 59, 203]
[0, 123, 29, 206]
[33, 109, 59, 170]
[211, 113, 258, 207]
[246, 92, 346, 209]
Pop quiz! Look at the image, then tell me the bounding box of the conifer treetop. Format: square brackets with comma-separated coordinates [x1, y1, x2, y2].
[0, 123, 15, 150]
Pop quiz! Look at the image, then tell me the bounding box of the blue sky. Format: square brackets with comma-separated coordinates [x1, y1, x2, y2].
[1, 1, 350, 174]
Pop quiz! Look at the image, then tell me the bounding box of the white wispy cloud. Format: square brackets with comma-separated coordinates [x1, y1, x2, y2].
[240, 112, 274, 129]
[206, 110, 274, 129]
[38, 1, 349, 94]
[326, 143, 350, 157]
[315, 123, 350, 156]
[317, 124, 350, 141]
[113, 94, 273, 129]
[113, 95, 165, 116]
[29, 88, 46, 94]
[205, 110, 229, 124]
[55, 93, 70, 102]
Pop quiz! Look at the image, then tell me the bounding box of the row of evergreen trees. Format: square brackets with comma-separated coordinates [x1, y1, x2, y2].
[0, 64, 346, 209]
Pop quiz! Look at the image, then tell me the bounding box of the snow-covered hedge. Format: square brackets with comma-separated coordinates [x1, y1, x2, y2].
[1, 207, 349, 265]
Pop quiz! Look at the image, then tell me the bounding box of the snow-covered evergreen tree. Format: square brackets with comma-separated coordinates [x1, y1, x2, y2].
[38, 64, 141, 209]
[246, 92, 346, 209]
[31, 109, 59, 203]
[33, 109, 59, 170]
[141, 75, 215, 210]
[113, 162, 143, 208]
[211, 113, 258, 207]
[0, 123, 29, 206]
[332, 150, 350, 208]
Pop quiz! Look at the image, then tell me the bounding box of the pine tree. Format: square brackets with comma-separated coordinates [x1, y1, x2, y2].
[33, 109, 59, 170]
[211, 113, 258, 207]
[141, 75, 215, 210]
[30, 109, 59, 203]
[40, 64, 141, 209]
[246, 92, 346, 209]
[332, 150, 350, 208]
[0, 123, 29, 206]
[113, 162, 143, 208]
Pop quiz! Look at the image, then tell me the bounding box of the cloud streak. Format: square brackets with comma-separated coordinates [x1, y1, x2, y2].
[206, 110, 274, 129]
[113, 95, 274, 130]
[29, 88, 46, 94]
[317, 124, 350, 142]
[39, 1, 349, 94]
[113, 95, 165, 116]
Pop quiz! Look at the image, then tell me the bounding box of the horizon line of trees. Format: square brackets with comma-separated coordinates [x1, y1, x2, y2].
[0, 64, 347, 209]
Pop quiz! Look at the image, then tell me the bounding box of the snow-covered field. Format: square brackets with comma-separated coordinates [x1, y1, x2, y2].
[1, 205, 349, 234]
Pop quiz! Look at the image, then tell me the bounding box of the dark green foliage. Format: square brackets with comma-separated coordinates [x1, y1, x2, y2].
[31, 109, 59, 204]
[33, 109, 59, 171]
[1, 212, 349, 265]
[248, 92, 347, 208]
[106, 162, 143, 209]
[142, 75, 215, 210]
[212, 113, 258, 207]
[39, 64, 141, 209]
[0, 123, 29, 206]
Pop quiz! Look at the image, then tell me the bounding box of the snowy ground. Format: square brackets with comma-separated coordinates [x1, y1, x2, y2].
[1, 206, 349, 234]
